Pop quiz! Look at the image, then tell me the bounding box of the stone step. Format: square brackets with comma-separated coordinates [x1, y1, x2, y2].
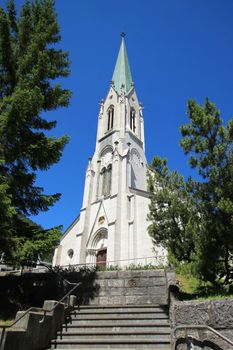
[57, 331, 171, 340]
[70, 313, 169, 320]
[49, 347, 171, 350]
[75, 304, 163, 308]
[71, 307, 167, 316]
[67, 318, 170, 326]
[50, 338, 171, 349]
[62, 325, 171, 332]
[59, 328, 171, 335]
[50, 303, 171, 350]
[88, 296, 168, 306]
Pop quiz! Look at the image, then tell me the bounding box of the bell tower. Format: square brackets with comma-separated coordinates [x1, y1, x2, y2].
[96, 33, 145, 148]
[53, 35, 166, 267]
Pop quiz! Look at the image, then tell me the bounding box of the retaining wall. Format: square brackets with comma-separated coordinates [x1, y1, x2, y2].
[90, 269, 169, 305]
[171, 298, 233, 350]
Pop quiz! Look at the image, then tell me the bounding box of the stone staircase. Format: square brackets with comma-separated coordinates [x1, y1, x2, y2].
[49, 304, 171, 349]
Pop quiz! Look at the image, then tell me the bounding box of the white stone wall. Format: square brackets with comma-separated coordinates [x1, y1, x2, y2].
[53, 82, 167, 268]
[53, 217, 81, 266]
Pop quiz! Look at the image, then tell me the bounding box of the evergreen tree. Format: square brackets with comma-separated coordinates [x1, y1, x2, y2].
[147, 157, 198, 263]
[148, 99, 233, 285]
[0, 0, 71, 264]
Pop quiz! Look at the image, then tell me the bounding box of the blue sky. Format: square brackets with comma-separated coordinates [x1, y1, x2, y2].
[12, 0, 233, 231]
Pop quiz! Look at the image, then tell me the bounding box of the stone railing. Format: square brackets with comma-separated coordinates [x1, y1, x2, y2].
[0, 295, 77, 350]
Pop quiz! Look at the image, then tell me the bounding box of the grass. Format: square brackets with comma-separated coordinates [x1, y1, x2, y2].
[176, 273, 201, 294]
[194, 294, 233, 301]
[0, 307, 15, 327]
[126, 263, 164, 270]
[0, 319, 14, 327]
[176, 273, 233, 301]
[0, 299, 19, 327]
[95, 265, 121, 271]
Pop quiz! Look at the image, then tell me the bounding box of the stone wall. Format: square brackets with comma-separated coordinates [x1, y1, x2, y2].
[171, 298, 233, 350]
[89, 269, 168, 305]
[1, 296, 76, 350]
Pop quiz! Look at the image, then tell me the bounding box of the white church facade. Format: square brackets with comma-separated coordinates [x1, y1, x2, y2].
[53, 35, 166, 268]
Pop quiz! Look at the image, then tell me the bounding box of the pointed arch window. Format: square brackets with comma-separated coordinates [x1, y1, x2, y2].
[107, 106, 114, 131]
[130, 108, 136, 132]
[100, 164, 112, 196]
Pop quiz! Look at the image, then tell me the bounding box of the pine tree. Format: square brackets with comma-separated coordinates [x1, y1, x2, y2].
[0, 0, 71, 264]
[147, 157, 198, 263]
[148, 99, 233, 286]
[180, 99, 233, 285]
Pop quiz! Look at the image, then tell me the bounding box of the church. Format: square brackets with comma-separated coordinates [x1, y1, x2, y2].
[53, 35, 166, 268]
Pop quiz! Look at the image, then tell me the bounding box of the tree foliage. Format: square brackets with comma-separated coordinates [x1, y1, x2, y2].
[148, 157, 198, 263]
[148, 99, 233, 286]
[0, 0, 71, 264]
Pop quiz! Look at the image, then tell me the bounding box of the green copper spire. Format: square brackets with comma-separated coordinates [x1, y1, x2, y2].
[112, 33, 133, 95]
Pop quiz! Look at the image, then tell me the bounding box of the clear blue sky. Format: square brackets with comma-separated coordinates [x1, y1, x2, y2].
[13, 0, 233, 231]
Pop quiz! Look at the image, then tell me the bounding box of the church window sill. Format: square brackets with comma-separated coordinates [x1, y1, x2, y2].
[98, 130, 117, 142]
[127, 130, 143, 146]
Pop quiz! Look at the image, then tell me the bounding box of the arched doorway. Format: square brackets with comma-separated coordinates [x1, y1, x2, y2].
[86, 229, 108, 266]
[96, 248, 107, 266]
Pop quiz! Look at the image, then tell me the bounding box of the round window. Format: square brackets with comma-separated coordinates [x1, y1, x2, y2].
[67, 249, 74, 259]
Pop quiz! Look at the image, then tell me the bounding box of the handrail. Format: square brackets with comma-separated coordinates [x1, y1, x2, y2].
[39, 281, 81, 323]
[1, 256, 168, 273]
[174, 325, 233, 348]
[59, 255, 167, 269]
[0, 261, 81, 348]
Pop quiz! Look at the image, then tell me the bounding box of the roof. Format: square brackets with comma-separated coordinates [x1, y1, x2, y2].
[111, 35, 133, 95]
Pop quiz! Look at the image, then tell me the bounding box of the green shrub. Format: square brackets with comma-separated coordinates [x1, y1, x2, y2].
[95, 265, 121, 272]
[126, 263, 164, 270]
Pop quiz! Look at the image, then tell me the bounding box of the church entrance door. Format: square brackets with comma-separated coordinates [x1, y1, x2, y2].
[96, 248, 107, 266]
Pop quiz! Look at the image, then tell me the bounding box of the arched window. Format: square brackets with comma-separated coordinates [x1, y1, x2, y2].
[107, 106, 114, 131]
[105, 164, 112, 195]
[101, 167, 107, 195]
[130, 108, 136, 132]
[100, 164, 112, 196]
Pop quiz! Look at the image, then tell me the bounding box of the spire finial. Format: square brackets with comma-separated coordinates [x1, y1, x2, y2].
[121, 32, 126, 38]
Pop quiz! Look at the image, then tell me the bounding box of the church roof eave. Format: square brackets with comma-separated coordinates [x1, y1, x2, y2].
[59, 214, 80, 242]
